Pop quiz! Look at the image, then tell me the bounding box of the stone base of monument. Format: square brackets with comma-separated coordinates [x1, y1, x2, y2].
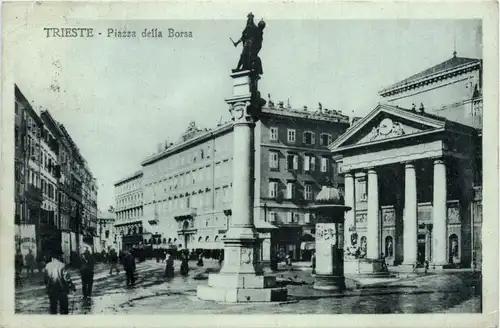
[313, 274, 346, 291]
[197, 273, 288, 303]
[344, 258, 391, 278]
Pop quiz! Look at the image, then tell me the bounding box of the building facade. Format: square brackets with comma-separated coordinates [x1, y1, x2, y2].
[121, 105, 350, 260]
[114, 170, 144, 251]
[97, 208, 116, 252]
[14, 84, 98, 263]
[331, 53, 483, 269]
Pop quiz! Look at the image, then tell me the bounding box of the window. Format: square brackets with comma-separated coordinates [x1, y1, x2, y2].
[305, 184, 313, 200]
[305, 213, 312, 224]
[287, 129, 296, 143]
[304, 155, 316, 172]
[270, 127, 278, 141]
[303, 131, 316, 145]
[321, 157, 330, 173]
[320, 133, 333, 146]
[286, 181, 296, 199]
[286, 154, 299, 171]
[357, 178, 368, 202]
[268, 181, 278, 198]
[269, 151, 279, 169]
[287, 212, 293, 223]
[268, 211, 277, 222]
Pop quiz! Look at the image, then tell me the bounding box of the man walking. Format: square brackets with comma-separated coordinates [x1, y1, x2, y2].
[122, 251, 136, 287]
[25, 249, 35, 277]
[108, 248, 120, 275]
[80, 247, 95, 299]
[15, 248, 24, 285]
[44, 248, 76, 314]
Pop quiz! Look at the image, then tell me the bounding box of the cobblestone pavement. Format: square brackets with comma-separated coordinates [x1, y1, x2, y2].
[15, 260, 481, 314]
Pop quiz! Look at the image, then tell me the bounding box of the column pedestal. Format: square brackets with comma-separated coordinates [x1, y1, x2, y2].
[197, 70, 287, 303]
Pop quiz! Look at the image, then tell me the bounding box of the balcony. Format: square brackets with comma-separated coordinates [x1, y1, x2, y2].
[26, 185, 43, 203]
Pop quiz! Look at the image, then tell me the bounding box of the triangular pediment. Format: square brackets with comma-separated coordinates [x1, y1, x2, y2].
[330, 104, 446, 150]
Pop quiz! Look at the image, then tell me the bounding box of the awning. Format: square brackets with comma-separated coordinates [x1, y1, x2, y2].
[255, 220, 278, 232]
[300, 241, 316, 250]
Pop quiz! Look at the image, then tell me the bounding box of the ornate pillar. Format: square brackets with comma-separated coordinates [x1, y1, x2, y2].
[402, 163, 418, 266]
[367, 168, 380, 259]
[432, 158, 448, 267]
[197, 69, 287, 303]
[343, 172, 356, 254]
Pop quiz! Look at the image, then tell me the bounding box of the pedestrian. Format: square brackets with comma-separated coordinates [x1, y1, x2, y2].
[15, 248, 24, 286]
[25, 248, 35, 277]
[311, 251, 316, 274]
[180, 252, 189, 276]
[80, 247, 95, 299]
[163, 250, 167, 263]
[108, 248, 120, 275]
[122, 251, 136, 287]
[218, 251, 224, 266]
[43, 248, 76, 315]
[424, 260, 429, 274]
[197, 253, 204, 267]
[164, 253, 174, 278]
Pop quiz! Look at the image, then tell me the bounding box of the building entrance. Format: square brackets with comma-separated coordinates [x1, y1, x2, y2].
[417, 234, 426, 265]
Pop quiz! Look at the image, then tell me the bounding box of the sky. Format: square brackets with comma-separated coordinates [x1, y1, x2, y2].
[12, 18, 482, 210]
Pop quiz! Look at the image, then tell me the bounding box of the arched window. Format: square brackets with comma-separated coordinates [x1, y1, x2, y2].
[449, 234, 459, 263]
[385, 236, 394, 258]
[360, 236, 367, 258]
[205, 236, 210, 242]
[162, 238, 167, 244]
[214, 235, 219, 242]
[198, 236, 203, 242]
[168, 238, 172, 243]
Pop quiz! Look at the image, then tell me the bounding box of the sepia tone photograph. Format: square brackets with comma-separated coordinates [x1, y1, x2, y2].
[1, 1, 498, 326]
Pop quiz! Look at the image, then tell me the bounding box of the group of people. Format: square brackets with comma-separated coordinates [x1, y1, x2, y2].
[39, 246, 139, 315]
[14, 248, 37, 285]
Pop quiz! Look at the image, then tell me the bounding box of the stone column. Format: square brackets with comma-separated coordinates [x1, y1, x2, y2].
[432, 158, 448, 267]
[402, 163, 418, 266]
[367, 168, 380, 259]
[197, 70, 287, 303]
[344, 172, 356, 251]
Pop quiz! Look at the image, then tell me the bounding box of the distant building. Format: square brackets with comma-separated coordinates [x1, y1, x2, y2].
[125, 106, 350, 261]
[113, 170, 144, 251]
[14, 84, 98, 263]
[97, 208, 116, 252]
[331, 53, 483, 269]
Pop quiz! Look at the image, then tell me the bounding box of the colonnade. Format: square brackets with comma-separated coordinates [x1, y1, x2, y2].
[344, 158, 448, 267]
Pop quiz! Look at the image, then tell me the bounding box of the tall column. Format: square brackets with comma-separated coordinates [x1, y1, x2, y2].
[344, 172, 356, 250]
[432, 158, 448, 266]
[197, 68, 287, 303]
[367, 168, 380, 259]
[402, 163, 418, 265]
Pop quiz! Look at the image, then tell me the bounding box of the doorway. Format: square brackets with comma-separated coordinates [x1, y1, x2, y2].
[417, 234, 426, 265]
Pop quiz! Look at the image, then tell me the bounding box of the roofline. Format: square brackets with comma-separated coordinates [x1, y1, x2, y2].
[379, 59, 481, 97]
[140, 122, 233, 166]
[329, 104, 445, 151]
[261, 107, 350, 123]
[114, 170, 143, 186]
[40, 110, 65, 138]
[330, 128, 446, 154]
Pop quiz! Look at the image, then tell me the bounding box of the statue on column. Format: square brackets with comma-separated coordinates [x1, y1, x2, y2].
[231, 12, 266, 75]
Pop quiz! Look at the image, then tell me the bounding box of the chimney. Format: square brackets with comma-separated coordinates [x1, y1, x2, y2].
[278, 101, 284, 109]
[411, 103, 416, 112]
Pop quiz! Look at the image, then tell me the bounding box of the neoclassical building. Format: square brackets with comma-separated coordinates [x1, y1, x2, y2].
[331, 53, 482, 269]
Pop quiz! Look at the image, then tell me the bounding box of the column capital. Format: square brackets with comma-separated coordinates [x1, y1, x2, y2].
[404, 162, 416, 169]
[431, 157, 446, 165]
[344, 172, 354, 179]
[367, 168, 377, 175]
